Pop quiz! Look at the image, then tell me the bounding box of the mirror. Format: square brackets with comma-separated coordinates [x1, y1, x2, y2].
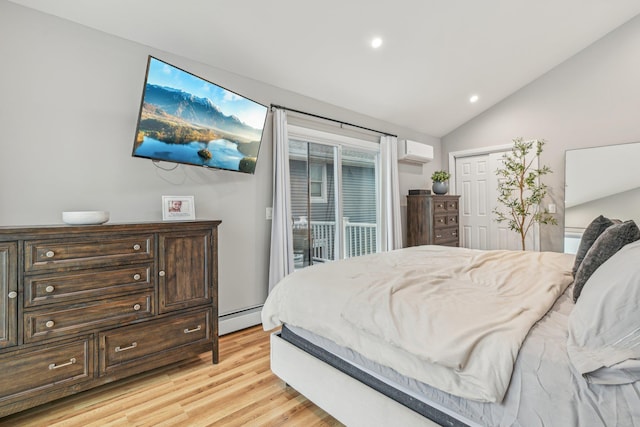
[564, 141, 640, 253]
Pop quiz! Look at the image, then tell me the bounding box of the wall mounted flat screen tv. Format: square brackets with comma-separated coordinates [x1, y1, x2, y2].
[132, 56, 268, 174]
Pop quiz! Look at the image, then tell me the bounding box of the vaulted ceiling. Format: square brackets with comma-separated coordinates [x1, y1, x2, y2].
[9, 0, 640, 137]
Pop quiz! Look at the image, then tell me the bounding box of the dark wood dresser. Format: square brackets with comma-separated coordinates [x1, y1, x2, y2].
[0, 220, 220, 417]
[406, 194, 460, 247]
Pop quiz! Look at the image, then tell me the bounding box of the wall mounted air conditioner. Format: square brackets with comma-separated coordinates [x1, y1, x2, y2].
[398, 139, 434, 163]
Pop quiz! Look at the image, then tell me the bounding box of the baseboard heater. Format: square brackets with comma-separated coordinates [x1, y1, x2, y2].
[219, 305, 263, 335]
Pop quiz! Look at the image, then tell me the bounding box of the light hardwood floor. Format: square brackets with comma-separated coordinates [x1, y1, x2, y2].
[0, 326, 343, 427]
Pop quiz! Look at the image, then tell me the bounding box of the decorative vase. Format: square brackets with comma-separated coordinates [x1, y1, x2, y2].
[432, 181, 448, 195]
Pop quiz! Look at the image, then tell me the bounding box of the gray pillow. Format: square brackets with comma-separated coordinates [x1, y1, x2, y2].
[573, 220, 640, 302]
[572, 215, 615, 277]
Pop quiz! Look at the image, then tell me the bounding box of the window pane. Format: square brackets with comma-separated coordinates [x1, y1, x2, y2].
[310, 182, 322, 197]
[289, 140, 311, 269]
[342, 147, 378, 258]
[309, 144, 336, 264]
[289, 140, 337, 269]
[309, 164, 323, 181]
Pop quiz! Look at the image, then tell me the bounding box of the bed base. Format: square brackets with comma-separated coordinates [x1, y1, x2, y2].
[271, 332, 450, 427]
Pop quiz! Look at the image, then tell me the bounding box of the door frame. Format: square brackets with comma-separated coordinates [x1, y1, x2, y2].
[448, 144, 540, 251]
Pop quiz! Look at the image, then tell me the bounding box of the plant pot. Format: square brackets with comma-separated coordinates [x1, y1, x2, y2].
[432, 181, 448, 195]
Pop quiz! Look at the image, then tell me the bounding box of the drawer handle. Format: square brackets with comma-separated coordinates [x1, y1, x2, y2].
[453, 231, 458, 236]
[48, 357, 76, 370]
[436, 204, 444, 208]
[133, 274, 141, 281]
[115, 342, 138, 353]
[184, 325, 202, 334]
[8, 291, 17, 299]
[133, 244, 141, 251]
[45, 285, 55, 293]
[159, 271, 166, 277]
[436, 234, 442, 238]
[437, 218, 444, 223]
[45, 250, 55, 258]
[133, 304, 141, 311]
[45, 320, 55, 328]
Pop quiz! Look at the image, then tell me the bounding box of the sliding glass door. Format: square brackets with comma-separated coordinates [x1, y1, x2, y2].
[288, 126, 379, 270]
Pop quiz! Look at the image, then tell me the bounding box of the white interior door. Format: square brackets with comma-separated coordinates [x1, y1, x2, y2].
[489, 153, 525, 250]
[454, 149, 537, 251]
[456, 154, 490, 249]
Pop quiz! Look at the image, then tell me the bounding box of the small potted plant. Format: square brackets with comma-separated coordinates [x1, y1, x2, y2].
[431, 170, 451, 195]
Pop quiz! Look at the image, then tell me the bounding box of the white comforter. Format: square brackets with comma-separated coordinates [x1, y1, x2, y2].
[262, 245, 574, 403]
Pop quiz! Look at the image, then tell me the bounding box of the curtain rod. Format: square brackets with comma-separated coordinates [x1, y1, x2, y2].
[270, 104, 397, 138]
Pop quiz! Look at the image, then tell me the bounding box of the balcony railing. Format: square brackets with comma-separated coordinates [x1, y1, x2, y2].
[308, 220, 336, 260]
[294, 218, 376, 263]
[343, 220, 377, 258]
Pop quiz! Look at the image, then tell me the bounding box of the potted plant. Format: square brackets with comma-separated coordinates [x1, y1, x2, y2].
[493, 137, 557, 250]
[431, 170, 451, 195]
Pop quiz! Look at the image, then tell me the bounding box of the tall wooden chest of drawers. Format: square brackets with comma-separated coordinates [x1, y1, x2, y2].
[0, 220, 220, 417]
[406, 194, 460, 247]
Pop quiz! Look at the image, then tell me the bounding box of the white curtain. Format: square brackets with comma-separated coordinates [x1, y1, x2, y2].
[268, 108, 294, 292]
[379, 135, 403, 251]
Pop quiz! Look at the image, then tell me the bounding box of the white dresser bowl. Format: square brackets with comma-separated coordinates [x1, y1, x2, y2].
[62, 211, 110, 225]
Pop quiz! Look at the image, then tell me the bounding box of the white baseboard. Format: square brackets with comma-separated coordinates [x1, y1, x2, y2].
[219, 306, 263, 335]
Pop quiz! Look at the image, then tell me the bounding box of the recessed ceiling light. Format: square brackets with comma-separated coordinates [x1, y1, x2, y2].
[371, 37, 383, 49]
[469, 94, 479, 103]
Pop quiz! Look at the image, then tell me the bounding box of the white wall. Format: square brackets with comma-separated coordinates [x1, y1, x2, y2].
[0, 1, 440, 326]
[442, 14, 640, 252]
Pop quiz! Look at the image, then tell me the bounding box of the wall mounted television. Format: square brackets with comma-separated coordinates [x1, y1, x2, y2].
[132, 56, 269, 174]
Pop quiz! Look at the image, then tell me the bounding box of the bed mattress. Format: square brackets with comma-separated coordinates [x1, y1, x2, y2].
[280, 285, 640, 427]
[281, 324, 475, 427]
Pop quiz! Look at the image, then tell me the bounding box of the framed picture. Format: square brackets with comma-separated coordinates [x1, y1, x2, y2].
[162, 196, 196, 221]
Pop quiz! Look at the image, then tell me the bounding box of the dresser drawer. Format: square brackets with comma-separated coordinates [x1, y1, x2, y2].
[433, 200, 448, 213]
[100, 309, 211, 375]
[24, 292, 154, 343]
[0, 337, 93, 404]
[25, 235, 154, 272]
[434, 214, 459, 228]
[433, 227, 459, 245]
[433, 214, 448, 228]
[433, 199, 459, 213]
[445, 200, 459, 211]
[24, 264, 153, 308]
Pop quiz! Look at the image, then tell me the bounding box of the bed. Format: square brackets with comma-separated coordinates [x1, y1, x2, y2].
[262, 219, 640, 426]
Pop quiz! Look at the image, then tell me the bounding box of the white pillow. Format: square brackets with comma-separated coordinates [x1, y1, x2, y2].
[567, 239, 640, 384]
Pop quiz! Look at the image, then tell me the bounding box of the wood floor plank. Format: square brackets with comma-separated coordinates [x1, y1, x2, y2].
[0, 326, 344, 427]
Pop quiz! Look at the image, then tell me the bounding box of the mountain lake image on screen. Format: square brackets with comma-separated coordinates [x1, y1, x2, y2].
[132, 56, 269, 174]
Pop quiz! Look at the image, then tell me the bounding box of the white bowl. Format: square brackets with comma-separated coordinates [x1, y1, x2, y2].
[62, 211, 110, 225]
